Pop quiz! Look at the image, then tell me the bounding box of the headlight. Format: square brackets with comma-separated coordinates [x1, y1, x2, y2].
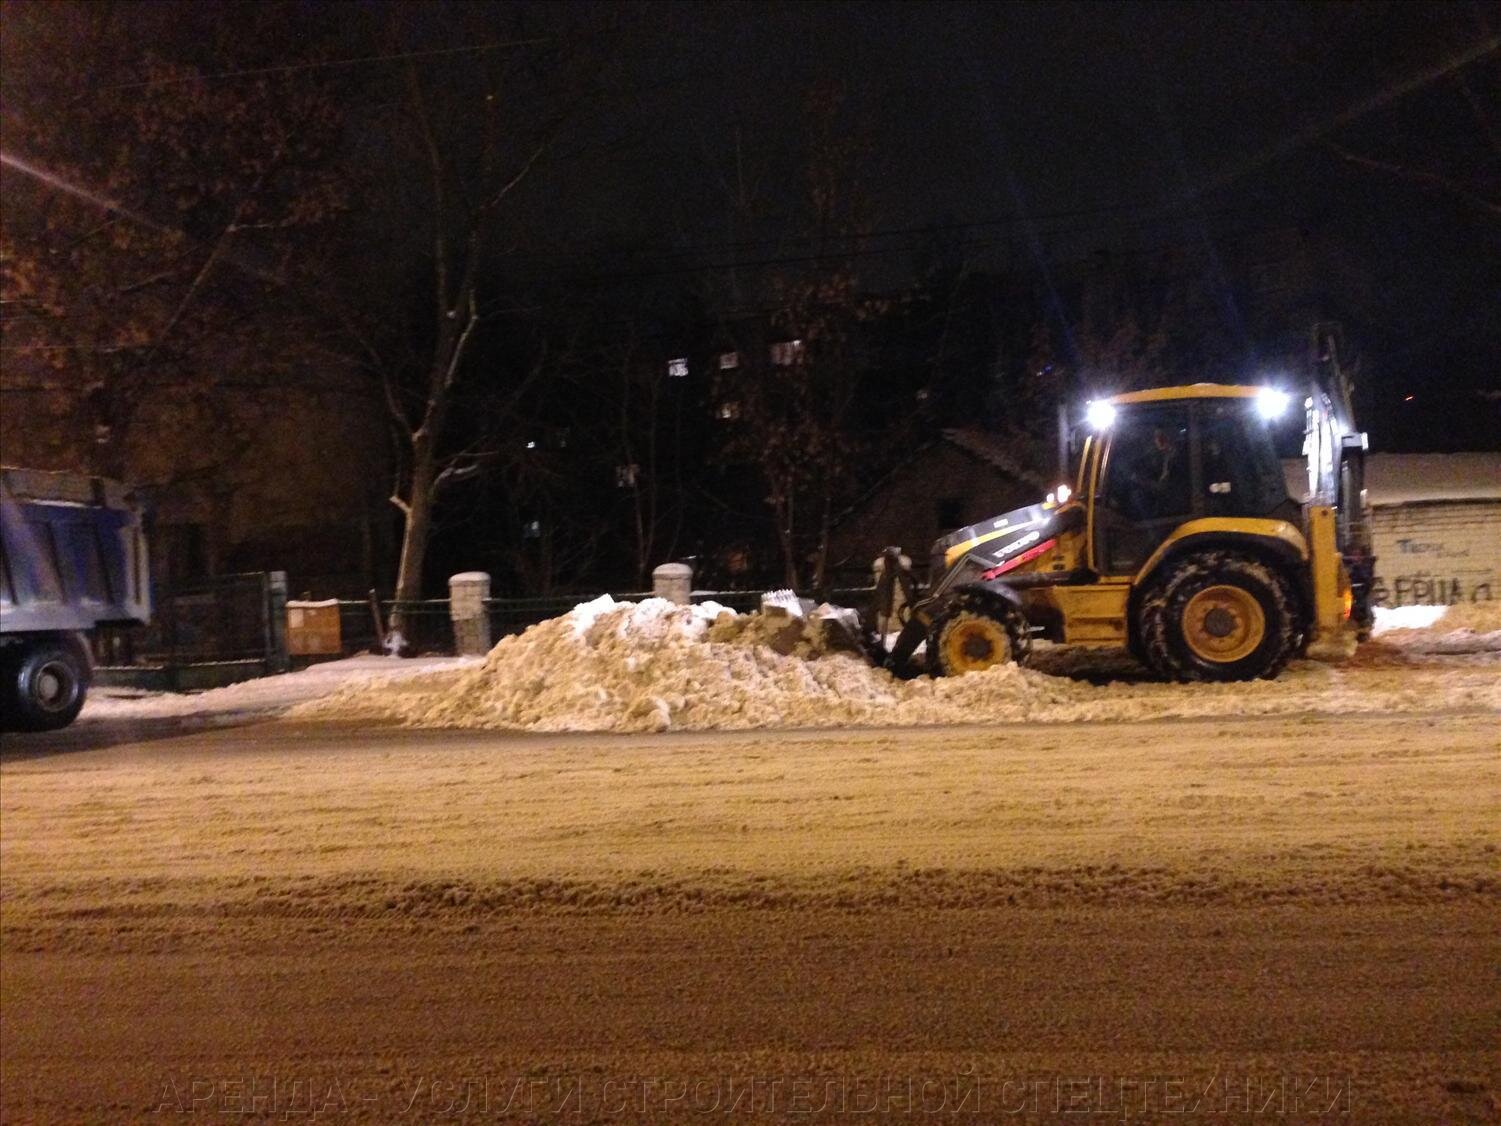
[1085, 400, 1117, 429]
[1256, 387, 1290, 420]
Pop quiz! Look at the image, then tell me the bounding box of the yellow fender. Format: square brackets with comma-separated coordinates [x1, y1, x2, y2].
[1133, 518, 1309, 583]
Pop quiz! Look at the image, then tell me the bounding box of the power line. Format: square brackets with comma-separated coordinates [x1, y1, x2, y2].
[560, 200, 1278, 283]
[98, 37, 550, 91]
[499, 199, 1149, 268]
[492, 192, 1285, 278]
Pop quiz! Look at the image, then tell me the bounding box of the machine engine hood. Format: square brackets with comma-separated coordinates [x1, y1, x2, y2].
[931, 502, 1061, 574]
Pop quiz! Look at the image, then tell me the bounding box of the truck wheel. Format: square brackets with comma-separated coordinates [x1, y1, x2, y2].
[7, 641, 89, 731]
[927, 599, 1029, 677]
[0, 647, 19, 728]
[1137, 552, 1297, 682]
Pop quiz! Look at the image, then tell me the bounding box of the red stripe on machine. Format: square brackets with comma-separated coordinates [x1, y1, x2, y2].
[981, 537, 1057, 580]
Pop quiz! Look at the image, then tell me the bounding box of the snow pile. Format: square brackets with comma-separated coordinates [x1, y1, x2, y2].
[323, 596, 905, 733]
[300, 596, 1501, 734]
[82, 655, 479, 726]
[1371, 601, 1501, 654]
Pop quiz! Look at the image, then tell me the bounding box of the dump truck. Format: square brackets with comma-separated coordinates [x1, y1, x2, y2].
[874, 333, 1373, 681]
[0, 467, 152, 730]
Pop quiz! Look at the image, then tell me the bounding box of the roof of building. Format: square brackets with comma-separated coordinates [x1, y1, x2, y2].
[940, 428, 1052, 490]
[830, 428, 1048, 533]
[1282, 452, 1501, 506]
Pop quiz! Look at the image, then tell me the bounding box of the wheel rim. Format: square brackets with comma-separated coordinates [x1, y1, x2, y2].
[32, 660, 79, 713]
[1182, 584, 1265, 663]
[940, 613, 1011, 674]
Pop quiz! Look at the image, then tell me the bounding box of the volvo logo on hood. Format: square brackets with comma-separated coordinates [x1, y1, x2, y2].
[936, 502, 1054, 569]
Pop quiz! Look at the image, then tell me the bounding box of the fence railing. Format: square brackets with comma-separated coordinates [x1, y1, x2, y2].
[92, 570, 289, 690]
[322, 586, 877, 657]
[94, 571, 288, 668]
[97, 577, 881, 674]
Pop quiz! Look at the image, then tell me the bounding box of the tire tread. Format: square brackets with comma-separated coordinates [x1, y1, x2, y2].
[1137, 551, 1297, 682]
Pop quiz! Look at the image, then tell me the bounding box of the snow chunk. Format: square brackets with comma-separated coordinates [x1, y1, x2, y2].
[1372, 601, 1501, 654]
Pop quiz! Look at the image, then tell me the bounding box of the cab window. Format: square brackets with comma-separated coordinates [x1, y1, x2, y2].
[1095, 404, 1192, 573]
[1100, 405, 1193, 525]
[1199, 401, 1290, 517]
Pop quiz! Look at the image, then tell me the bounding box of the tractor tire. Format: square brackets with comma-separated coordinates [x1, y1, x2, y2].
[1137, 551, 1297, 682]
[927, 597, 1031, 677]
[4, 640, 89, 732]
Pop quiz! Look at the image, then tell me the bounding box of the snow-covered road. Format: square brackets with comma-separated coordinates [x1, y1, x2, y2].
[3, 604, 1497, 1122]
[3, 701, 1499, 1121]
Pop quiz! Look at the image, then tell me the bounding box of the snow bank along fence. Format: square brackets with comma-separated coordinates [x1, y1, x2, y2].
[92, 571, 290, 692]
[295, 570, 877, 660]
[88, 564, 876, 687]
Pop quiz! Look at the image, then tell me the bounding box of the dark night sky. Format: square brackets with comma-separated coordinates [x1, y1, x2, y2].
[471, 0, 1496, 450]
[521, 3, 1487, 242]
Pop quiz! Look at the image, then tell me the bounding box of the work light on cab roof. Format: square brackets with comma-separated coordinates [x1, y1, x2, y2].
[1085, 400, 1117, 430]
[1256, 387, 1291, 420]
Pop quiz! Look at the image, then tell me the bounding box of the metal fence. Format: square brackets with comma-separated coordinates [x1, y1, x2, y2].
[93, 571, 286, 665]
[322, 586, 877, 657]
[92, 570, 289, 690]
[95, 577, 881, 678]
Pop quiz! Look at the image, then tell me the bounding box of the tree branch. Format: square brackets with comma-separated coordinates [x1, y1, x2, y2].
[440, 281, 480, 394]
[1323, 140, 1501, 218]
[380, 369, 414, 439]
[433, 455, 494, 491]
[401, 35, 450, 321]
[480, 136, 553, 213]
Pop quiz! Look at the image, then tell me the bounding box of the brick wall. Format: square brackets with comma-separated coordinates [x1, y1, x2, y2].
[1368, 500, 1500, 607]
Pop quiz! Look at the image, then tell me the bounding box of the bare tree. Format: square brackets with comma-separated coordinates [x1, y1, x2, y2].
[607, 333, 693, 589]
[331, 11, 616, 636]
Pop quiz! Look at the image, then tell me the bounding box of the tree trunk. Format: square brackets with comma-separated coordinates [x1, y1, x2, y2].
[812, 486, 833, 595]
[390, 438, 438, 648]
[774, 493, 800, 590]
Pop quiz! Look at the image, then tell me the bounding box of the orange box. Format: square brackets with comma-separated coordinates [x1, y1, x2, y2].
[286, 599, 342, 656]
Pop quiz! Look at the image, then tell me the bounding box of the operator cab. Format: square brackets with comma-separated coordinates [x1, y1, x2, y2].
[1078, 386, 1298, 576]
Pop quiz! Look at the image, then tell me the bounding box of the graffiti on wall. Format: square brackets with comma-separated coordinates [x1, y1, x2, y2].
[1369, 534, 1495, 607]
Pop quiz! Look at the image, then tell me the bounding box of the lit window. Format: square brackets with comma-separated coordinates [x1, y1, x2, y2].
[524, 440, 537, 450]
[718, 351, 739, 370]
[667, 357, 689, 378]
[717, 401, 742, 421]
[770, 340, 804, 367]
[616, 464, 639, 488]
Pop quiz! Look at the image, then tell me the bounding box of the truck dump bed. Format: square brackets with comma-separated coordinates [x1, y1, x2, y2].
[0, 467, 151, 634]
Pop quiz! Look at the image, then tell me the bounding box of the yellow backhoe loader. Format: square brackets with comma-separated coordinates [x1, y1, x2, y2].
[875, 331, 1373, 681]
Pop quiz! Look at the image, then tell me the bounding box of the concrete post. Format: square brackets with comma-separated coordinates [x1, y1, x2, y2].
[448, 571, 492, 656]
[652, 562, 693, 605]
[264, 570, 291, 674]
